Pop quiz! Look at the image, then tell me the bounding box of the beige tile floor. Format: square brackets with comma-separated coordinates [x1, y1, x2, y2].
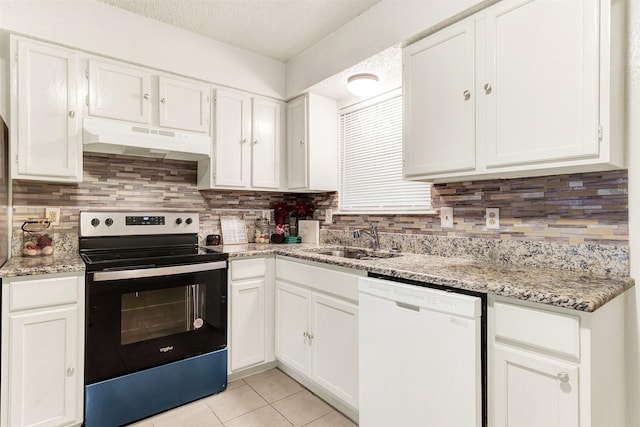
[127, 368, 357, 427]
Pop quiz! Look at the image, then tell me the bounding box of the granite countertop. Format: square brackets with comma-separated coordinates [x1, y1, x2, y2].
[0, 243, 632, 312]
[215, 243, 635, 313]
[0, 254, 85, 278]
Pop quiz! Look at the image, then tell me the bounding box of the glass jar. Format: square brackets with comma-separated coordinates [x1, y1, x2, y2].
[22, 219, 54, 256]
[254, 218, 270, 244]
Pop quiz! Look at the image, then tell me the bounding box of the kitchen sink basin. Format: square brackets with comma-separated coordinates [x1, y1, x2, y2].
[316, 249, 400, 260]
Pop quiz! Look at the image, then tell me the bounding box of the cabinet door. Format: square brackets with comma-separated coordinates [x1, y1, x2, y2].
[482, 0, 600, 168]
[230, 278, 266, 371]
[8, 307, 80, 427]
[159, 76, 210, 133]
[287, 96, 308, 190]
[14, 39, 82, 182]
[251, 98, 281, 189]
[493, 345, 579, 427]
[88, 59, 151, 124]
[310, 293, 358, 408]
[275, 281, 310, 375]
[213, 90, 251, 188]
[403, 18, 476, 177]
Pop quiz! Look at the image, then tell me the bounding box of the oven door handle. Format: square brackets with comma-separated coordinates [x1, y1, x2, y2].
[92, 261, 227, 282]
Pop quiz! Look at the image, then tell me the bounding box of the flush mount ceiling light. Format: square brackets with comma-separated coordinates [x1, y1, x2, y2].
[346, 73, 379, 96]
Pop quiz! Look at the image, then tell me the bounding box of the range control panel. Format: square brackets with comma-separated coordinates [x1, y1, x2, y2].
[126, 216, 166, 226]
[80, 211, 199, 237]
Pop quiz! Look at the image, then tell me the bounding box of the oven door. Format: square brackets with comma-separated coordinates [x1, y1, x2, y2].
[85, 261, 227, 385]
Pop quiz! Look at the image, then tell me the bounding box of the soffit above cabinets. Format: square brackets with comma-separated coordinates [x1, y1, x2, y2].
[97, 0, 380, 62]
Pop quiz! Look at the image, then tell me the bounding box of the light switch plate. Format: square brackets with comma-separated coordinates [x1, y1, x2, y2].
[440, 207, 453, 228]
[45, 207, 60, 226]
[324, 209, 333, 224]
[486, 208, 500, 229]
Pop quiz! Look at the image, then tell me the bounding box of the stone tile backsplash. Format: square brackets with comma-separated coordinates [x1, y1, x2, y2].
[10, 153, 629, 262]
[312, 170, 628, 246]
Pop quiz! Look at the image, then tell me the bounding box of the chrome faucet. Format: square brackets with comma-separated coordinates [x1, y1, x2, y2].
[353, 223, 380, 250]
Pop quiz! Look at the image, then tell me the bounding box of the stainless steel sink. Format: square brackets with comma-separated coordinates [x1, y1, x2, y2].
[316, 249, 400, 260]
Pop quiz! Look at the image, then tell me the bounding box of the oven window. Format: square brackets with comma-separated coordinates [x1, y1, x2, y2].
[121, 284, 206, 345]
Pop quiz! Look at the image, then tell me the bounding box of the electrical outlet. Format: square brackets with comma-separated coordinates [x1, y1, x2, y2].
[324, 209, 333, 224]
[440, 207, 454, 228]
[486, 208, 500, 229]
[45, 207, 61, 226]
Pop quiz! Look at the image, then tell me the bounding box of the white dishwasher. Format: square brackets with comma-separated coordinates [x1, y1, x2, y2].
[359, 276, 484, 427]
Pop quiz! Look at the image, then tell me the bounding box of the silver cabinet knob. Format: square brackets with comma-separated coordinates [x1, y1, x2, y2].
[253, 140, 259, 144]
[241, 139, 247, 144]
[484, 83, 492, 95]
[161, 97, 166, 103]
[302, 331, 308, 338]
[307, 333, 314, 340]
[463, 90, 471, 101]
[68, 111, 75, 118]
[299, 139, 305, 145]
[557, 372, 569, 383]
[143, 93, 150, 99]
[66, 367, 75, 377]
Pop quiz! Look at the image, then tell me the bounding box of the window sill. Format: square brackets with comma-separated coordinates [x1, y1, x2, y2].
[333, 210, 438, 216]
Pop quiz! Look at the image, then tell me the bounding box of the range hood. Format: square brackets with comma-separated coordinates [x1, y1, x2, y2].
[83, 118, 211, 161]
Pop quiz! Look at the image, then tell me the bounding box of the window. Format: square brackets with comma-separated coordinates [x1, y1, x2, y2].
[339, 90, 431, 212]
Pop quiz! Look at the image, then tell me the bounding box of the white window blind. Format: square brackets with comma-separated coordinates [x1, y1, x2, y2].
[339, 93, 431, 212]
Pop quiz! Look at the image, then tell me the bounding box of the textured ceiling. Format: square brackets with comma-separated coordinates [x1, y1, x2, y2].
[308, 44, 401, 107]
[98, 0, 381, 62]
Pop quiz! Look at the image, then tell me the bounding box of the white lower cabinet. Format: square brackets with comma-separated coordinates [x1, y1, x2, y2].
[275, 257, 364, 416]
[228, 257, 275, 373]
[489, 294, 625, 427]
[1, 273, 85, 427]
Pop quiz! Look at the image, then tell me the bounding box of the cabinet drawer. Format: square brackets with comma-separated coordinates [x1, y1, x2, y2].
[231, 258, 266, 280]
[494, 301, 580, 358]
[10, 276, 79, 311]
[276, 258, 365, 302]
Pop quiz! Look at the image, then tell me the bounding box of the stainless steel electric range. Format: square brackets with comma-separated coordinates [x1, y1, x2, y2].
[79, 211, 228, 427]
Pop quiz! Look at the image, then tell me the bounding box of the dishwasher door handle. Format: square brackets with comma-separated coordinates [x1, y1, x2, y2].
[396, 301, 420, 312]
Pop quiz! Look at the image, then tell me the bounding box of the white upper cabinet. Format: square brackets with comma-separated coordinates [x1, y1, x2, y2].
[482, 0, 600, 168]
[11, 37, 83, 183]
[198, 90, 284, 190]
[251, 97, 282, 189]
[210, 89, 252, 188]
[158, 76, 210, 133]
[287, 93, 338, 192]
[87, 59, 210, 134]
[88, 60, 151, 124]
[404, 0, 624, 183]
[403, 19, 476, 176]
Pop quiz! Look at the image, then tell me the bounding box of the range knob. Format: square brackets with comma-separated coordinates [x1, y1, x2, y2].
[105, 218, 114, 227]
[90, 218, 100, 227]
[175, 218, 183, 225]
[185, 217, 193, 225]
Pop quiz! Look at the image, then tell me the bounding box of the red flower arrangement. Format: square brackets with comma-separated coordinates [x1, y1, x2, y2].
[272, 201, 314, 225]
[273, 202, 289, 225]
[292, 201, 314, 218]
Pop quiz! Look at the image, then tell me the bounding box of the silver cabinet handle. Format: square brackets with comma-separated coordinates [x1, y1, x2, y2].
[66, 367, 75, 377]
[302, 332, 308, 338]
[308, 333, 314, 340]
[557, 372, 569, 383]
[484, 83, 492, 95]
[241, 139, 247, 144]
[463, 90, 471, 101]
[299, 139, 305, 145]
[161, 97, 166, 103]
[253, 140, 259, 144]
[68, 111, 75, 118]
[143, 93, 150, 99]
